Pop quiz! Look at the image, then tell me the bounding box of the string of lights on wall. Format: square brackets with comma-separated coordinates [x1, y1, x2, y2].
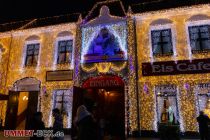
[137, 4, 210, 132]
[0, 1, 209, 133]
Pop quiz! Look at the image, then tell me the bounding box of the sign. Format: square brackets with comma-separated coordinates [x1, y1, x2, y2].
[155, 85, 177, 93]
[46, 70, 73, 81]
[196, 83, 210, 94]
[82, 75, 124, 88]
[142, 58, 210, 76]
[197, 83, 210, 89]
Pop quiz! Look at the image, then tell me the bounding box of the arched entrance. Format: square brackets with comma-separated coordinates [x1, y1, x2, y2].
[72, 75, 125, 139]
[5, 77, 40, 130]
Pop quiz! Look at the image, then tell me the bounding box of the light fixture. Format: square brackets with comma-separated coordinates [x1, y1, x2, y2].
[23, 96, 28, 101]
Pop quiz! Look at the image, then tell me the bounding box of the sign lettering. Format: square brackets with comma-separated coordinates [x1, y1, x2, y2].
[46, 70, 73, 81]
[82, 76, 124, 88]
[142, 58, 210, 76]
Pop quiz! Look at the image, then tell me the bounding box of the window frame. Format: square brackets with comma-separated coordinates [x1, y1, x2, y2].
[54, 36, 74, 66]
[151, 29, 173, 56]
[188, 24, 210, 54]
[25, 43, 40, 66]
[149, 24, 176, 62]
[57, 40, 73, 64]
[23, 40, 41, 67]
[186, 19, 210, 59]
[51, 89, 74, 128]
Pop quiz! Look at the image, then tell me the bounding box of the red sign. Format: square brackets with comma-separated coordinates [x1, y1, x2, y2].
[82, 75, 124, 88]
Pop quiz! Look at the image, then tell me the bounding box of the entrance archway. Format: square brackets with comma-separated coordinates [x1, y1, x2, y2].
[73, 75, 125, 139]
[5, 77, 40, 130]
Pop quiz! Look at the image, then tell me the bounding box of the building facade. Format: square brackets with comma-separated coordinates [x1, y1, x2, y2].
[0, 0, 210, 136]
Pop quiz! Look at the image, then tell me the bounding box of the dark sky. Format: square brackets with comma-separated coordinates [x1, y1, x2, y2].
[0, 0, 141, 24]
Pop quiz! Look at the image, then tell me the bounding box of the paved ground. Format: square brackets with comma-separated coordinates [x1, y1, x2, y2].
[0, 131, 200, 140]
[0, 135, 200, 140]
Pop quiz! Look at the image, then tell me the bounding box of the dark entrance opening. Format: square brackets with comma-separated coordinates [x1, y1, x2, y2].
[5, 91, 39, 130]
[72, 75, 125, 139]
[5, 77, 40, 130]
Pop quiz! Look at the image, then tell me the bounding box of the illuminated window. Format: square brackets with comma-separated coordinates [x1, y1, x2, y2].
[151, 29, 173, 56]
[188, 25, 210, 53]
[155, 85, 179, 125]
[52, 89, 73, 128]
[25, 43, 40, 66]
[53, 89, 73, 117]
[195, 83, 210, 118]
[57, 40, 73, 64]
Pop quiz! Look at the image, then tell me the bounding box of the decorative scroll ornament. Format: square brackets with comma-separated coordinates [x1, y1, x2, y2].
[96, 62, 112, 73]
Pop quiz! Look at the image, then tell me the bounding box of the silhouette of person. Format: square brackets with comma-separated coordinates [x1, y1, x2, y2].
[99, 118, 106, 140]
[30, 112, 45, 140]
[75, 98, 97, 140]
[52, 108, 64, 140]
[197, 111, 210, 140]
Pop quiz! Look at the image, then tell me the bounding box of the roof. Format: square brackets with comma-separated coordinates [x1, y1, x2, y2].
[24, 13, 80, 29]
[130, 0, 210, 14]
[0, 20, 33, 32]
[0, 0, 210, 33]
[0, 13, 80, 33]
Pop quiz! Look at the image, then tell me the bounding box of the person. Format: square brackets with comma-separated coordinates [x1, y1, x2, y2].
[197, 111, 210, 140]
[52, 108, 64, 140]
[99, 118, 106, 140]
[30, 112, 45, 140]
[75, 98, 97, 140]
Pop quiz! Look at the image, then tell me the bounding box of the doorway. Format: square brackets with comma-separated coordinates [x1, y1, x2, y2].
[86, 88, 125, 139]
[72, 75, 125, 139]
[5, 77, 40, 130]
[5, 91, 39, 130]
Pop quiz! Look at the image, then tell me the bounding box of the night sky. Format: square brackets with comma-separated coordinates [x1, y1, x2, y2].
[0, 0, 142, 24]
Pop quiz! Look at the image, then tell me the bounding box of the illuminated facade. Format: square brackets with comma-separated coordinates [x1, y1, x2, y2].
[0, 0, 210, 136]
[136, 4, 210, 133]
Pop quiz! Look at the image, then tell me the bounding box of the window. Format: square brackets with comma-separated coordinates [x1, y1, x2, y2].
[25, 43, 40, 66]
[188, 25, 210, 53]
[151, 29, 173, 56]
[195, 83, 210, 118]
[155, 85, 179, 125]
[52, 89, 73, 128]
[53, 89, 73, 116]
[57, 40, 73, 64]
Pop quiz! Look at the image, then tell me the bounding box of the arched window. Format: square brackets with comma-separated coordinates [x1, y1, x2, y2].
[54, 31, 74, 64]
[149, 19, 175, 57]
[186, 14, 210, 54]
[23, 35, 41, 67]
